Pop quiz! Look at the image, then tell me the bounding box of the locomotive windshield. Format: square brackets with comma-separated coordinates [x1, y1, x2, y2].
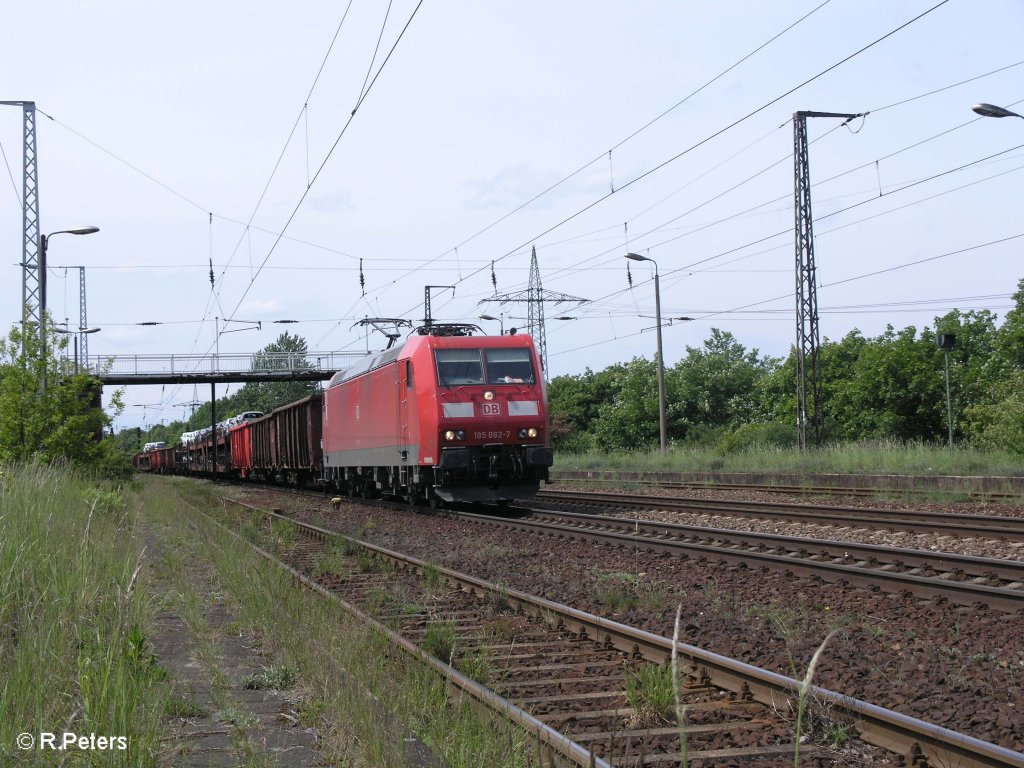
[435, 348, 535, 386]
[435, 349, 484, 385]
[484, 348, 535, 384]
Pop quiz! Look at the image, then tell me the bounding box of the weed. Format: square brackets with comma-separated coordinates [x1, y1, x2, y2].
[216, 703, 260, 728]
[222, 619, 248, 637]
[240, 519, 261, 543]
[366, 585, 407, 616]
[242, 665, 296, 690]
[485, 584, 512, 614]
[423, 620, 457, 662]
[83, 486, 126, 517]
[339, 535, 362, 556]
[624, 663, 675, 728]
[164, 689, 209, 719]
[823, 720, 855, 748]
[794, 630, 839, 766]
[357, 549, 393, 574]
[422, 562, 444, 589]
[271, 519, 297, 552]
[458, 649, 496, 687]
[125, 623, 162, 678]
[671, 605, 689, 768]
[315, 541, 349, 577]
[484, 616, 517, 642]
[296, 697, 326, 727]
[593, 571, 643, 613]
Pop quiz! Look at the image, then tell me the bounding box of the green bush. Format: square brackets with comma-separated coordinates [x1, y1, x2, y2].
[716, 422, 797, 455]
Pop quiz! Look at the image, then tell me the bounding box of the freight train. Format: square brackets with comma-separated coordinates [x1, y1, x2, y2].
[133, 326, 553, 504]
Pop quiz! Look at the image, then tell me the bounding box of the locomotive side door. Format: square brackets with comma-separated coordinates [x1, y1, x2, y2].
[399, 359, 411, 460]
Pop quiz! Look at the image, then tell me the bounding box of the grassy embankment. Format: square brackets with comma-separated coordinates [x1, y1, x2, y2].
[0, 462, 164, 767]
[142, 475, 545, 767]
[558, 441, 1024, 477]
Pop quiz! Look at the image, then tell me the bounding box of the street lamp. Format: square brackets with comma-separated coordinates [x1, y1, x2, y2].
[40, 227, 100, 316]
[625, 252, 667, 454]
[972, 103, 1024, 120]
[53, 324, 100, 374]
[38, 226, 99, 396]
[479, 313, 504, 334]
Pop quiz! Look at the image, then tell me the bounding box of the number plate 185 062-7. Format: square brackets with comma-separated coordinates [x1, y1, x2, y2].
[473, 430, 511, 440]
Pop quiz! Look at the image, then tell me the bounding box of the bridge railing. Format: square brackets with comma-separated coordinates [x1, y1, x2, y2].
[81, 351, 363, 377]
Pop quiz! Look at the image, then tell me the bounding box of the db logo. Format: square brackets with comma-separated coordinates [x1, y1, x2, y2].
[481, 403, 501, 416]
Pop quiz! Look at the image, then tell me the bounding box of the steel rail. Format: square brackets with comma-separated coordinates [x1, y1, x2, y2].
[537, 488, 1024, 541]
[457, 510, 1024, 612]
[229, 496, 1024, 768]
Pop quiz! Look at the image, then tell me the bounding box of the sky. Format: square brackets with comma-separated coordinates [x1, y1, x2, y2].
[2, 0, 1023, 431]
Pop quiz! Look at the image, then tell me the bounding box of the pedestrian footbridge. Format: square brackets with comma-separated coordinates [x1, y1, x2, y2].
[84, 351, 363, 385]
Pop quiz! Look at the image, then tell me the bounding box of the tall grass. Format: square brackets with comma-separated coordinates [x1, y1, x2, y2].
[557, 440, 1024, 477]
[0, 462, 164, 766]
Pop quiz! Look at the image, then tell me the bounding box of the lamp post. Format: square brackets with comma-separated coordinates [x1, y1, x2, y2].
[625, 252, 667, 454]
[972, 103, 1024, 120]
[937, 333, 956, 450]
[38, 226, 99, 395]
[479, 313, 504, 334]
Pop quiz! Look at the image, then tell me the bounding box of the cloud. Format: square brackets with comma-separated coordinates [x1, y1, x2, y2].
[308, 189, 354, 214]
[464, 164, 565, 210]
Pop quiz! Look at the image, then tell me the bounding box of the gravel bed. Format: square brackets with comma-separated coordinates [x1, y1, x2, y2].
[236, 486, 1024, 754]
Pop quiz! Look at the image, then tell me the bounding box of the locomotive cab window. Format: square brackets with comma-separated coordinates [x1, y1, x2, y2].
[485, 348, 535, 384]
[435, 349, 484, 386]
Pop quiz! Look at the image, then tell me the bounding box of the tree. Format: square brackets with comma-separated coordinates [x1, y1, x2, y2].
[592, 358, 660, 451]
[963, 371, 1024, 453]
[0, 317, 124, 469]
[670, 329, 777, 440]
[991, 278, 1024, 375]
[233, 332, 318, 413]
[548, 365, 628, 450]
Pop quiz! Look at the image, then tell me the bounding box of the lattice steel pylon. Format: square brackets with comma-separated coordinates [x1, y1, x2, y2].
[480, 245, 587, 379]
[793, 110, 861, 449]
[78, 267, 89, 362]
[1, 101, 40, 342]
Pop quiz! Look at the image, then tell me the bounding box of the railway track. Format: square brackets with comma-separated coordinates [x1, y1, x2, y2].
[230, 483, 1024, 609]
[455, 507, 1024, 612]
[206, 492, 1024, 768]
[535, 488, 1024, 542]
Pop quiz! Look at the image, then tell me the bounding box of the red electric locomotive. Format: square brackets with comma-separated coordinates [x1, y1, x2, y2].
[323, 326, 552, 503]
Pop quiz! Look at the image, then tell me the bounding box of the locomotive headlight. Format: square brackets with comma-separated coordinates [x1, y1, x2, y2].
[455, 430, 465, 440]
[444, 430, 456, 441]
[527, 427, 538, 438]
[483, 391, 494, 400]
[518, 428, 527, 438]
